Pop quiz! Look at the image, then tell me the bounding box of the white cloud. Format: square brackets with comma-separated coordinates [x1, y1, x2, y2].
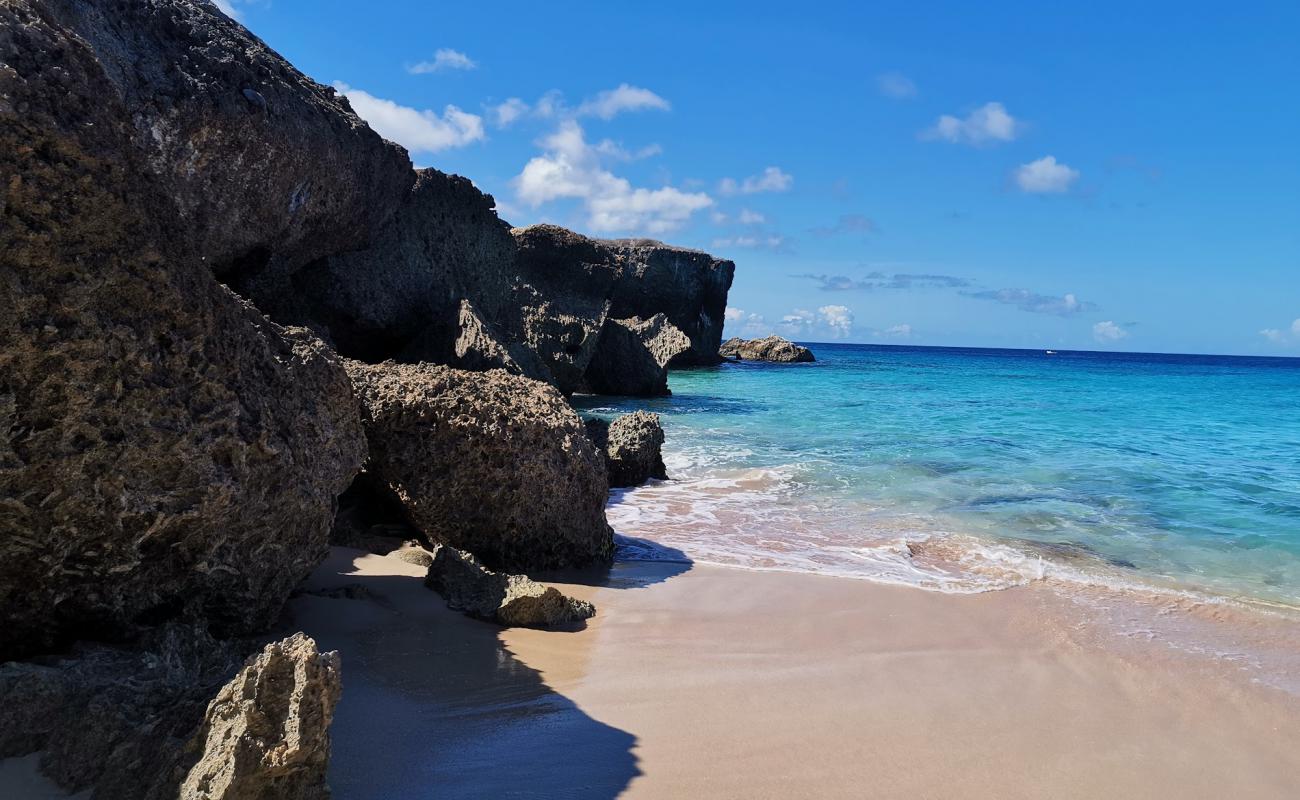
[1259, 318, 1300, 346]
[818, 305, 854, 338]
[725, 307, 746, 322]
[593, 139, 663, 161]
[1015, 155, 1080, 193]
[577, 84, 670, 119]
[710, 211, 730, 225]
[710, 235, 785, 250]
[719, 167, 793, 196]
[334, 82, 484, 154]
[1093, 320, 1129, 343]
[737, 209, 766, 225]
[923, 102, 1019, 145]
[780, 309, 816, 336]
[881, 323, 913, 338]
[513, 120, 711, 235]
[212, 0, 241, 18]
[491, 97, 530, 128]
[408, 48, 477, 74]
[876, 71, 917, 99]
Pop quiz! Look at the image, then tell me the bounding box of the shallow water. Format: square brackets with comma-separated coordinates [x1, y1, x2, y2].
[576, 344, 1300, 608]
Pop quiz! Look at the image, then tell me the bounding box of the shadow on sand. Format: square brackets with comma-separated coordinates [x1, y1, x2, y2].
[287, 546, 687, 799]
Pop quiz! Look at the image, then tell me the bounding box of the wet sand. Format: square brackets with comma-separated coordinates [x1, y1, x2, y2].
[290, 547, 1300, 799]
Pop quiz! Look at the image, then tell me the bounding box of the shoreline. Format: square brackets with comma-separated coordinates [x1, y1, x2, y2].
[293, 547, 1300, 799]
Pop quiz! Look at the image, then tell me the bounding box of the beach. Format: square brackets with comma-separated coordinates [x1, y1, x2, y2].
[293, 547, 1300, 799]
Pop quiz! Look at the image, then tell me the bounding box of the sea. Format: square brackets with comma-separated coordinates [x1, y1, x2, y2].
[576, 344, 1300, 655]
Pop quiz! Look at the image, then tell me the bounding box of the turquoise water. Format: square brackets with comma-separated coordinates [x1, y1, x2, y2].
[577, 344, 1300, 607]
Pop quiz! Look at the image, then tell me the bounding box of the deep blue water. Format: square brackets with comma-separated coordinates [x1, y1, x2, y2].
[578, 344, 1300, 605]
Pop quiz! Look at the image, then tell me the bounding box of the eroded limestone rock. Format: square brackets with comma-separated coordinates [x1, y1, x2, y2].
[720, 335, 816, 363]
[424, 545, 595, 628]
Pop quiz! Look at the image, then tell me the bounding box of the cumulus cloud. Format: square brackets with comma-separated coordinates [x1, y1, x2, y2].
[923, 102, 1018, 145]
[1092, 320, 1129, 343]
[1015, 155, 1080, 193]
[577, 84, 670, 119]
[818, 305, 854, 338]
[809, 213, 875, 237]
[962, 288, 1096, 316]
[408, 48, 477, 74]
[795, 272, 970, 291]
[876, 71, 917, 99]
[738, 209, 766, 225]
[724, 307, 770, 335]
[725, 307, 746, 322]
[513, 119, 711, 234]
[333, 82, 484, 153]
[491, 97, 530, 128]
[719, 167, 793, 196]
[780, 309, 816, 336]
[1259, 318, 1300, 346]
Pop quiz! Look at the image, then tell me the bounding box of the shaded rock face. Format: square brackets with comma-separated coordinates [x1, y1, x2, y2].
[0, 0, 367, 660]
[584, 314, 693, 396]
[0, 626, 338, 800]
[346, 361, 613, 571]
[284, 169, 517, 363]
[585, 412, 669, 488]
[181, 633, 341, 800]
[42, 0, 413, 290]
[604, 237, 735, 366]
[424, 545, 595, 628]
[720, 335, 815, 363]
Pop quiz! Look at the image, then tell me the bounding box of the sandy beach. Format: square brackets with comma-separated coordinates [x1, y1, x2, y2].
[288, 547, 1300, 799]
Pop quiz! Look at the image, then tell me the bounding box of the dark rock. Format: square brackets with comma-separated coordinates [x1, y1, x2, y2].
[345, 361, 613, 572]
[424, 545, 595, 628]
[38, 0, 413, 288]
[0, 0, 367, 660]
[584, 314, 692, 396]
[604, 237, 735, 366]
[720, 335, 815, 363]
[586, 412, 669, 488]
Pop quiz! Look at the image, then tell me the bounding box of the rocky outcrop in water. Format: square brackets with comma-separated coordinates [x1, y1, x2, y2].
[345, 361, 613, 571]
[181, 633, 341, 800]
[720, 335, 816, 363]
[0, 0, 367, 661]
[424, 545, 595, 628]
[585, 412, 669, 488]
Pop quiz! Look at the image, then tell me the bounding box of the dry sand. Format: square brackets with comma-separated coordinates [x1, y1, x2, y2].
[285, 547, 1300, 799]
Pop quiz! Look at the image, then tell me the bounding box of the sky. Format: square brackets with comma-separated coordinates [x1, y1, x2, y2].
[219, 0, 1299, 355]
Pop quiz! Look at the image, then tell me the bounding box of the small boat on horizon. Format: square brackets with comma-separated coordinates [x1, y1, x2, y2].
[1045, 350, 1057, 355]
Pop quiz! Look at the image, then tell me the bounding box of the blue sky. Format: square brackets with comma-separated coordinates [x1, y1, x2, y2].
[221, 0, 1299, 355]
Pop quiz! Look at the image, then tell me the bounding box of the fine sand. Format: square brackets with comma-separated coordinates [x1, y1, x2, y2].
[287, 547, 1300, 800]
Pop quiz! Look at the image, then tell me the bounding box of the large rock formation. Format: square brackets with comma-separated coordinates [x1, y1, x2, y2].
[584, 314, 692, 396]
[346, 361, 613, 571]
[720, 335, 816, 363]
[585, 412, 669, 488]
[424, 545, 595, 628]
[0, 627, 339, 800]
[0, 0, 368, 660]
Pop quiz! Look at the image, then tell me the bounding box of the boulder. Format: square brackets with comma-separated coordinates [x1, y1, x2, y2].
[38, 0, 412, 293]
[0, 0, 367, 660]
[584, 314, 693, 396]
[424, 545, 595, 628]
[181, 633, 341, 800]
[585, 412, 669, 488]
[719, 335, 815, 363]
[345, 361, 613, 571]
[0, 627, 338, 800]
